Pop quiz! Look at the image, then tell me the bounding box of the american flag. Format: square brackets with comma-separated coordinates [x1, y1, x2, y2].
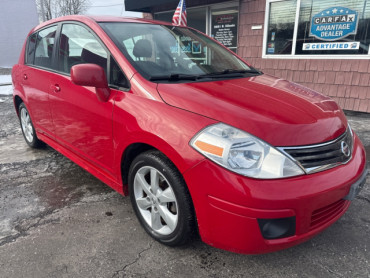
[172, 0, 187, 26]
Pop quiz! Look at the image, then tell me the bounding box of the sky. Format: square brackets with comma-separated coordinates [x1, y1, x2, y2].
[85, 0, 142, 17]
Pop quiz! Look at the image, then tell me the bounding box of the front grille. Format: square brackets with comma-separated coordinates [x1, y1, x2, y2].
[310, 199, 349, 230]
[280, 129, 353, 173]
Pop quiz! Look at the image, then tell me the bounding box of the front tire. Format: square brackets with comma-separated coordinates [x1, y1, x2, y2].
[128, 150, 195, 246]
[18, 102, 43, 148]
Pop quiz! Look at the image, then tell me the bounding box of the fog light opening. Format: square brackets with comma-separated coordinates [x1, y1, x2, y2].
[257, 217, 296, 240]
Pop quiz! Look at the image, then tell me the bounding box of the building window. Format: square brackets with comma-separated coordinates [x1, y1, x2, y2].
[155, 7, 207, 33]
[154, 2, 239, 51]
[264, 0, 370, 57]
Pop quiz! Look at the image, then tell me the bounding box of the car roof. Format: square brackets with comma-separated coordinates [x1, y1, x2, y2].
[33, 15, 172, 32]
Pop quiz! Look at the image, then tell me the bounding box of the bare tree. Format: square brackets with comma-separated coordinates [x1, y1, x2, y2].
[58, 0, 90, 16]
[36, 0, 58, 21]
[36, 0, 90, 22]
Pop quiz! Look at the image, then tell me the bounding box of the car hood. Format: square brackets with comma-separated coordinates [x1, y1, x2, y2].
[156, 74, 347, 146]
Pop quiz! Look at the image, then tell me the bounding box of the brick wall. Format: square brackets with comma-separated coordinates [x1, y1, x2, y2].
[238, 0, 370, 112]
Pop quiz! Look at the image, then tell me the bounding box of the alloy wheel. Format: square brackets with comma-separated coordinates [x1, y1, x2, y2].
[20, 107, 34, 143]
[133, 166, 179, 235]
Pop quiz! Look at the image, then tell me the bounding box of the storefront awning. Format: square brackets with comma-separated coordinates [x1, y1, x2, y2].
[125, 0, 178, 12]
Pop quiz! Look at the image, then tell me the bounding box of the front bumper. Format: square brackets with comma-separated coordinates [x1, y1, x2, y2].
[183, 133, 367, 254]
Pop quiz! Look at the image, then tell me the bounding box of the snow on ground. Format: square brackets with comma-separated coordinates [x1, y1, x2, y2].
[0, 85, 12, 96]
[0, 75, 13, 97]
[0, 75, 11, 85]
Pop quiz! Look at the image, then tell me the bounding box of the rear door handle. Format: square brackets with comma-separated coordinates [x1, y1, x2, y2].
[50, 84, 61, 93]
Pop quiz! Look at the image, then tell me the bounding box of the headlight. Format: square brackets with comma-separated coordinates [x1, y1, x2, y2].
[190, 123, 304, 179]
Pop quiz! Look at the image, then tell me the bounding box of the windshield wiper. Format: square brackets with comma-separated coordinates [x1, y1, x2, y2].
[197, 68, 262, 79]
[149, 68, 262, 82]
[149, 74, 198, 81]
[221, 69, 250, 74]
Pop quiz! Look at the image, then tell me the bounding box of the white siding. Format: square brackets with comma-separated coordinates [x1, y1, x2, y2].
[0, 0, 39, 67]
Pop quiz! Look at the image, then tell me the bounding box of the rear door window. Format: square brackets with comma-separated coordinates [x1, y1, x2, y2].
[33, 25, 57, 69]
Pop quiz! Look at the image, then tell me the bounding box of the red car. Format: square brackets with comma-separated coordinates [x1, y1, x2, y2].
[12, 15, 367, 254]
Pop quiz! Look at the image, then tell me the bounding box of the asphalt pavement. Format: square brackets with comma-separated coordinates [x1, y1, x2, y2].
[0, 94, 369, 278]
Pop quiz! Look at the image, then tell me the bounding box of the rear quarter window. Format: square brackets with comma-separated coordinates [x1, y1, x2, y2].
[26, 33, 37, 65]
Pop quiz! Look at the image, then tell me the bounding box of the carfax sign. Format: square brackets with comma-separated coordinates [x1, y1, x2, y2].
[310, 7, 359, 41]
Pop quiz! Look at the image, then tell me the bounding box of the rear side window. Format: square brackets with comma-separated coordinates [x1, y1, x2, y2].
[33, 26, 57, 69]
[58, 23, 108, 74]
[26, 33, 37, 64]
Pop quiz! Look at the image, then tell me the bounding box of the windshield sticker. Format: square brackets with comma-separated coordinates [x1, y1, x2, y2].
[309, 7, 359, 41]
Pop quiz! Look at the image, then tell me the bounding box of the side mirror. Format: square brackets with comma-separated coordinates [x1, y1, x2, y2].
[71, 63, 110, 102]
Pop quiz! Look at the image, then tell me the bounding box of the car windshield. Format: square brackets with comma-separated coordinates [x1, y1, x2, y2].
[99, 22, 258, 81]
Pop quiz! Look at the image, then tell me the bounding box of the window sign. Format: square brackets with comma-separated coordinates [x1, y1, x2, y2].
[264, 0, 370, 57]
[179, 36, 193, 53]
[310, 7, 359, 41]
[170, 37, 203, 55]
[192, 41, 202, 54]
[211, 11, 238, 50]
[303, 41, 360, 50]
[168, 35, 208, 64]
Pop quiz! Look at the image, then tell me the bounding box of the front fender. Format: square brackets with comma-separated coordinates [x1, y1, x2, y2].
[112, 89, 216, 185]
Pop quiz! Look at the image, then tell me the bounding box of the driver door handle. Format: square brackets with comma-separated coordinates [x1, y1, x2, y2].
[50, 84, 61, 93]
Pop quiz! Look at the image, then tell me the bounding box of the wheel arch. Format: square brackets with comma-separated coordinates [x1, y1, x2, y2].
[121, 142, 155, 186]
[13, 94, 24, 117]
[118, 132, 203, 195]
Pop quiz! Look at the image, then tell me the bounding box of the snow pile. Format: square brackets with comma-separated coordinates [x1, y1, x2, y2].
[0, 75, 13, 95]
[0, 75, 11, 85]
[0, 85, 12, 95]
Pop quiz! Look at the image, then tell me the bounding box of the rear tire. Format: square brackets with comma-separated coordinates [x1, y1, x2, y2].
[18, 102, 44, 148]
[128, 150, 195, 246]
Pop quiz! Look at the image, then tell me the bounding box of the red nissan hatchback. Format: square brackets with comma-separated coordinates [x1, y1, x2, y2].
[12, 15, 367, 254]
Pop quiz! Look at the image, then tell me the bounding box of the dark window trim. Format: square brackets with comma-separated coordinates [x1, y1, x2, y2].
[25, 33, 37, 65]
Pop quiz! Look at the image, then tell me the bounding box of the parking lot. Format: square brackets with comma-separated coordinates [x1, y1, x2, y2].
[0, 93, 369, 278]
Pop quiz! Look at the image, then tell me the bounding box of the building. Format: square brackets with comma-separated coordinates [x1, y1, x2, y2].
[125, 0, 370, 113]
[0, 0, 39, 68]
